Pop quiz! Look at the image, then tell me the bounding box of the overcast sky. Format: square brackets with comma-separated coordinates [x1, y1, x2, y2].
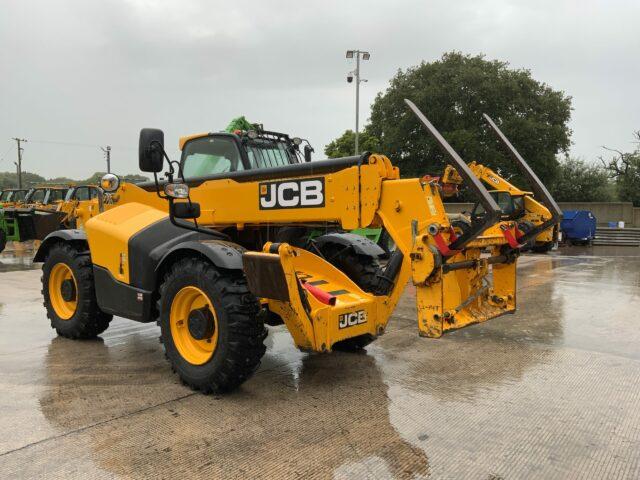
[1, 0, 638, 179]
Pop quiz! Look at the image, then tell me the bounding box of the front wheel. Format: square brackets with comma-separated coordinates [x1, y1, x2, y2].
[42, 243, 112, 338]
[158, 258, 266, 393]
[0, 228, 6, 253]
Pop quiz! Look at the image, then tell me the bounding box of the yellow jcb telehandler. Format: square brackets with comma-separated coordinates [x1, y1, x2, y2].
[35, 101, 533, 393]
[442, 114, 563, 253]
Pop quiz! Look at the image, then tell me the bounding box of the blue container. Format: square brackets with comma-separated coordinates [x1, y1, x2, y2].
[561, 210, 597, 244]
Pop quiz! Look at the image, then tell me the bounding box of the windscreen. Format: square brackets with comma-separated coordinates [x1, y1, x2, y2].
[245, 138, 296, 169]
[0, 191, 9, 202]
[181, 136, 243, 179]
[68, 187, 97, 201]
[47, 189, 67, 203]
[493, 191, 515, 215]
[11, 190, 27, 202]
[473, 191, 517, 217]
[29, 189, 46, 204]
[512, 195, 525, 215]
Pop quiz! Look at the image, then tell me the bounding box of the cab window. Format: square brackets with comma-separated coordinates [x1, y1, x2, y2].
[11, 190, 27, 202]
[69, 187, 95, 201]
[30, 189, 46, 203]
[181, 136, 243, 179]
[48, 189, 67, 203]
[245, 139, 294, 169]
[494, 192, 514, 215]
[512, 195, 525, 214]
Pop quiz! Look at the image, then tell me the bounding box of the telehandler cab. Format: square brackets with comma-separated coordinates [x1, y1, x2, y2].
[36, 100, 526, 393]
[442, 114, 562, 253]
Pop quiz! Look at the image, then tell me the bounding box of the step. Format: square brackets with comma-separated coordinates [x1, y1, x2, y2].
[592, 241, 640, 247]
[592, 227, 640, 246]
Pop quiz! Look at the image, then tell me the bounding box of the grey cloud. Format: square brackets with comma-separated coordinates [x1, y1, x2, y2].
[0, 0, 638, 178]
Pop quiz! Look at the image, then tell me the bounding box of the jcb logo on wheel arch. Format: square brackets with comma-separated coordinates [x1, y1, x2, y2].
[338, 310, 367, 329]
[259, 178, 324, 209]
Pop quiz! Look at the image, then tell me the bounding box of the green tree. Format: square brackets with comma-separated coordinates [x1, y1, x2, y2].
[601, 131, 640, 206]
[324, 129, 382, 158]
[366, 52, 572, 185]
[551, 157, 614, 202]
[0, 171, 47, 188]
[0, 171, 148, 188]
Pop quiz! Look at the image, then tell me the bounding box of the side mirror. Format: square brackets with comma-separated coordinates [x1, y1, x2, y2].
[171, 201, 201, 219]
[304, 145, 314, 163]
[139, 128, 165, 173]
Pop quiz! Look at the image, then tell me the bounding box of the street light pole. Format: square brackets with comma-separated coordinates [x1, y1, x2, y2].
[12, 137, 27, 188]
[346, 50, 370, 155]
[355, 52, 360, 155]
[101, 146, 111, 173]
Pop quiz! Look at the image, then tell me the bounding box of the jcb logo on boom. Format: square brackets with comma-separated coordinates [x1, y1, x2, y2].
[259, 178, 325, 209]
[338, 310, 367, 329]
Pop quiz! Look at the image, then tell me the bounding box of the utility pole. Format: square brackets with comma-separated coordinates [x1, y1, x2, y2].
[101, 145, 111, 173]
[12, 138, 27, 188]
[346, 50, 370, 155]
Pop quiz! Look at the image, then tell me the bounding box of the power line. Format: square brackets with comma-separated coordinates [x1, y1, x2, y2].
[28, 139, 103, 148]
[28, 139, 136, 151]
[0, 142, 14, 162]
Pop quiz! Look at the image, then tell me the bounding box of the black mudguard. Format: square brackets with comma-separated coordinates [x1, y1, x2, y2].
[313, 232, 385, 258]
[154, 240, 245, 280]
[33, 229, 88, 262]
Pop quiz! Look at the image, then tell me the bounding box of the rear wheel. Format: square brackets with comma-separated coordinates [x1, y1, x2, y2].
[532, 241, 554, 253]
[42, 243, 112, 338]
[317, 243, 381, 352]
[158, 258, 266, 393]
[0, 228, 6, 253]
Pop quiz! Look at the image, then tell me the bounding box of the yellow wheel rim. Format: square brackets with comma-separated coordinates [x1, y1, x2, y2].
[48, 263, 78, 320]
[170, 286, 218, 365]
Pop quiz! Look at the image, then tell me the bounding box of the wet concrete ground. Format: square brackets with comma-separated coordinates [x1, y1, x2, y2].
[0, 246, 639, 479]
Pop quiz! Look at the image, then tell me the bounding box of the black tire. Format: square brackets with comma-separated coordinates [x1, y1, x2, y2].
[451, 219, 471, 237]
[532, 241, 554, 253]
[42, 243, 112, 339]
[377, 229, 396, 258]
[317, 243, 381, 352]
[0, 228, 6, 253]
[158, 258, 266, 393]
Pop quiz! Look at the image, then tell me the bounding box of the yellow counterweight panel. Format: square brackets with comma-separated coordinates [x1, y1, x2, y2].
[84, 202, 167, 283]
[249, 244, 383, 351]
